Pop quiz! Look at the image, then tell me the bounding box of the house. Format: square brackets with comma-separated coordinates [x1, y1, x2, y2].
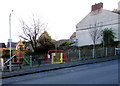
[76, 2, 120, 47]
[0, 43, 6, 48]
[69, 32, 76, 42]
[0, 43, 6, 58]
[7, 42, 18, 48]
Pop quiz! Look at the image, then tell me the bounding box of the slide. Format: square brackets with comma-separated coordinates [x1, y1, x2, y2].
[23, 56, 30, 65]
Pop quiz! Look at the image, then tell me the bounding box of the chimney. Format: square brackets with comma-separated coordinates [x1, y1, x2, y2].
[91, 2, 103, 11]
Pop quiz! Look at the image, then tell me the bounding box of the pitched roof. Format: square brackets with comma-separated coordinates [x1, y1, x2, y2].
[76, 9, 119, 29]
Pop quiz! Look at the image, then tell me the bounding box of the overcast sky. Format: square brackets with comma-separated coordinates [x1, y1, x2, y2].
[0, 0, 119, 44]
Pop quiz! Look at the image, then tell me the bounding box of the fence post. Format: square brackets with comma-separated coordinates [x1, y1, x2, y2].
[30, 55, 32, 67]
[78, 49, 81, 60]
[106, 47, 108, 57]
[92, 48, 95, 58]
[115, 48, 116, 56]
[67, 50, 69, 60]
[1, 58, 4, 71]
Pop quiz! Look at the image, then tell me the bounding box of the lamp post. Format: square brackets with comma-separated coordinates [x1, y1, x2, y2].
[9, 10, 13, 71]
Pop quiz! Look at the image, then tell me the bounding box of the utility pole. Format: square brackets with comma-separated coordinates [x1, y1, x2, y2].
[9, 10, 13, 71]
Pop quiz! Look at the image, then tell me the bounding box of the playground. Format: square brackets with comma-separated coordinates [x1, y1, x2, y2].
[0, 40, 69, 71]
[1, 40, 118, 72]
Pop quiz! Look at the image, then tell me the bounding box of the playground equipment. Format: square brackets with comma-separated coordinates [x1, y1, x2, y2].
[4, 55, 16, 64]
[45, 50, 68, 64]
[2, 40, 26, 70]
[15, 40, 25, 63]
[23, 55, 30, 65]
[0, 40, 32, 70]
[4, 55, 22, 69]
[1, 40, 26, 63]
[15, 40, 30, 65]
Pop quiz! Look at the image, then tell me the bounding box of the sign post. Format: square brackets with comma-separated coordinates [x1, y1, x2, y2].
[9, 10, 13, 71]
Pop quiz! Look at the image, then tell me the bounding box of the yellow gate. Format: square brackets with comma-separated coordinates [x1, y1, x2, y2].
[51, 52, 63, 64]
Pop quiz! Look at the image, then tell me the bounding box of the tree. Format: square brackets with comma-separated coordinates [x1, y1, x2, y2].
[37, 31, 55, 54]
[102, 28, 115, 47]
[102, 28, 116, 56]
[89, 23, 102, 58]
[19, 16, 47, 54]
[58, 41, 75, 50]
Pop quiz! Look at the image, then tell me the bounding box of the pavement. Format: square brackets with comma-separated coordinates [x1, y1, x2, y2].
[1, 55, 119, 79]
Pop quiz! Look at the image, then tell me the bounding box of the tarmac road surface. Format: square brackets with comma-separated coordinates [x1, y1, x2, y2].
[3, 60, 118, 84]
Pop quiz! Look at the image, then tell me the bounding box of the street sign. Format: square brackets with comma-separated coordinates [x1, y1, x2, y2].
[8, 39, 12, 42]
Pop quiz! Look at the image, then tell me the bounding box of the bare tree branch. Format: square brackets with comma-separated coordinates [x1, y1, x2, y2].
[89, 23, 102, 58]
[19, 15, 46, 53]
[89, 23, 102, 45]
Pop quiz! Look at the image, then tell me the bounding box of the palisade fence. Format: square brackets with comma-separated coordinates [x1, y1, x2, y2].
[66, 47, 116, 61]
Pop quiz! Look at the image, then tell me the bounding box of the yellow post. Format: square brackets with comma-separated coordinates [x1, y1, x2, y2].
[60, 53, 63, 63]
[51, 53, 55, 64]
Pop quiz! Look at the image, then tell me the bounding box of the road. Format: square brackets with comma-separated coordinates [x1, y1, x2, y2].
[3, 60, 118, 84]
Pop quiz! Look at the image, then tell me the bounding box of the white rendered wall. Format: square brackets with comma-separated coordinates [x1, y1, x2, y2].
[76, 9, 119, 46]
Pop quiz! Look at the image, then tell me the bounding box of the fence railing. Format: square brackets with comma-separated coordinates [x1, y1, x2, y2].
[66, 47, 116, 61]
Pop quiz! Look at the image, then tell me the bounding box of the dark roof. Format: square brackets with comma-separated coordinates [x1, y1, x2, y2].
[56, 39, 69, 46]
[7, 42, 18, 48]
[0, 43, 6, 48]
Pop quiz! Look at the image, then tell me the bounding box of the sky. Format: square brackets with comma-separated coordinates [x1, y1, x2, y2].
[0, 0, 119, 44]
